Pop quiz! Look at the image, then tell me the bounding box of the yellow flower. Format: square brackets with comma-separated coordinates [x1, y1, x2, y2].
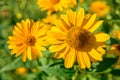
[90, 1, 110, 17]
[70, 0, 77, 6]
[16, 67, 27, 75]
[80, 0, 84, 3]
[7, 19, 48, 62]
[70, 0, 85, 7]
[16, 12, 22, 19]
[37, 0, 70, 15]
[112, 30, 120, 40]
[43, 14, 58, 25]
[47, 8, 110, 69]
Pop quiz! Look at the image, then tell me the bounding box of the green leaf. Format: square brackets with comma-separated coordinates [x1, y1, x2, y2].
[111, 69, 120, 76]
[41, 65, 75, 79]
[96, 58, 117, 72]
[110, 37, 120, 45]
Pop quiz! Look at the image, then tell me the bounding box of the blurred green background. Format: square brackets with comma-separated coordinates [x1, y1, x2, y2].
[0, 0, 120, 80]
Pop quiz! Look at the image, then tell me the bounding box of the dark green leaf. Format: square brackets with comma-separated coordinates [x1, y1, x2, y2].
[96, 58, 117, 72]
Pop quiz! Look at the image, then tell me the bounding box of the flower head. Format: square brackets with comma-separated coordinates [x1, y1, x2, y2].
[7, 19, 48, 62]
[47, 8, 110, 69]
[37, 0, 71, 15]
[90, 1, 110, 17]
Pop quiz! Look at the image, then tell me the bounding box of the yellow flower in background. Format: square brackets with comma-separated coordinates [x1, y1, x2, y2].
[16, 67, 27, 75]
[112, 30, 120, 40]
[43, 14, 58, 25]
[47, 8, 110, 69]
[70, 0, 85, 7]
[42, 14, 58, 33]
[90, 1, 110, 17]
[80, 0, 84, 3]
[70, 0, 77, 6]
[7, 19, 48, 62]
[16, 12, 22, 19]
[37, 0, 70, 15]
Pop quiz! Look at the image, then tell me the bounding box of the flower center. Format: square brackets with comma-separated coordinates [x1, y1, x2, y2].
[24, 35, 36, 46]
[66, 27, 90, 51]
[51, 0, 60, 4]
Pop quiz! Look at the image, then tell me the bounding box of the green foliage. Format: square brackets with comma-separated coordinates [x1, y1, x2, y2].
[96, 58, 117, 72]
[0, 0, 120, 80]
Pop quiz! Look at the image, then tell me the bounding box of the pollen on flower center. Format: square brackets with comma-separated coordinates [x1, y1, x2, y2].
[51, 0, 60, 4]
[25, 36, 36, 46]
[66, 27, 90, 51]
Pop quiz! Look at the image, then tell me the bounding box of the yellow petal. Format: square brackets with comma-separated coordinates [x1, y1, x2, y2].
[97, 47, 105, 54]
[31, 21, 39, 35]
[13, 30, 23, 39]
[66, 9, 75, 25]
[47, 39, 63, 44]
[49, 43, 66, 52]
[95, 33, 110, 42]
[88, 48, 102, 61]
[82, 52, 91, 68]
[84, 14, 96, 29]
[64, 48, 76, 68]
[32, 46, 42, 58]
[76, 8, 84, 27]
[88, 21, 103, 32]
[47, 31, 65, 40]
[37, 39, 48, 46]
[35, 43, 46, 51]
[89, 56, 97, 63]
[54, 46, 70, 59]
[8, 44, 15, 49]
[27, 46, 32, 60]
[31, 47, 37, 60]
[22, 50, 27, 62]
[60, 14, 70, 29]
[15, 45, 26, 57]
[11, 49, 17, 54]
[14, 26, 24, 36]
[21, 20, 28, 34]
[77, 52, 86, 69]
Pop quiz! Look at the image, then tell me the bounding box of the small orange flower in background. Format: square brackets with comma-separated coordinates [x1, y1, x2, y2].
[37, 0, 71, 15]
[16, 67, 27, 75]
[7, 19, 48, 62]
[47, 8, 110, 69]
[90, 1, 110, 17]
